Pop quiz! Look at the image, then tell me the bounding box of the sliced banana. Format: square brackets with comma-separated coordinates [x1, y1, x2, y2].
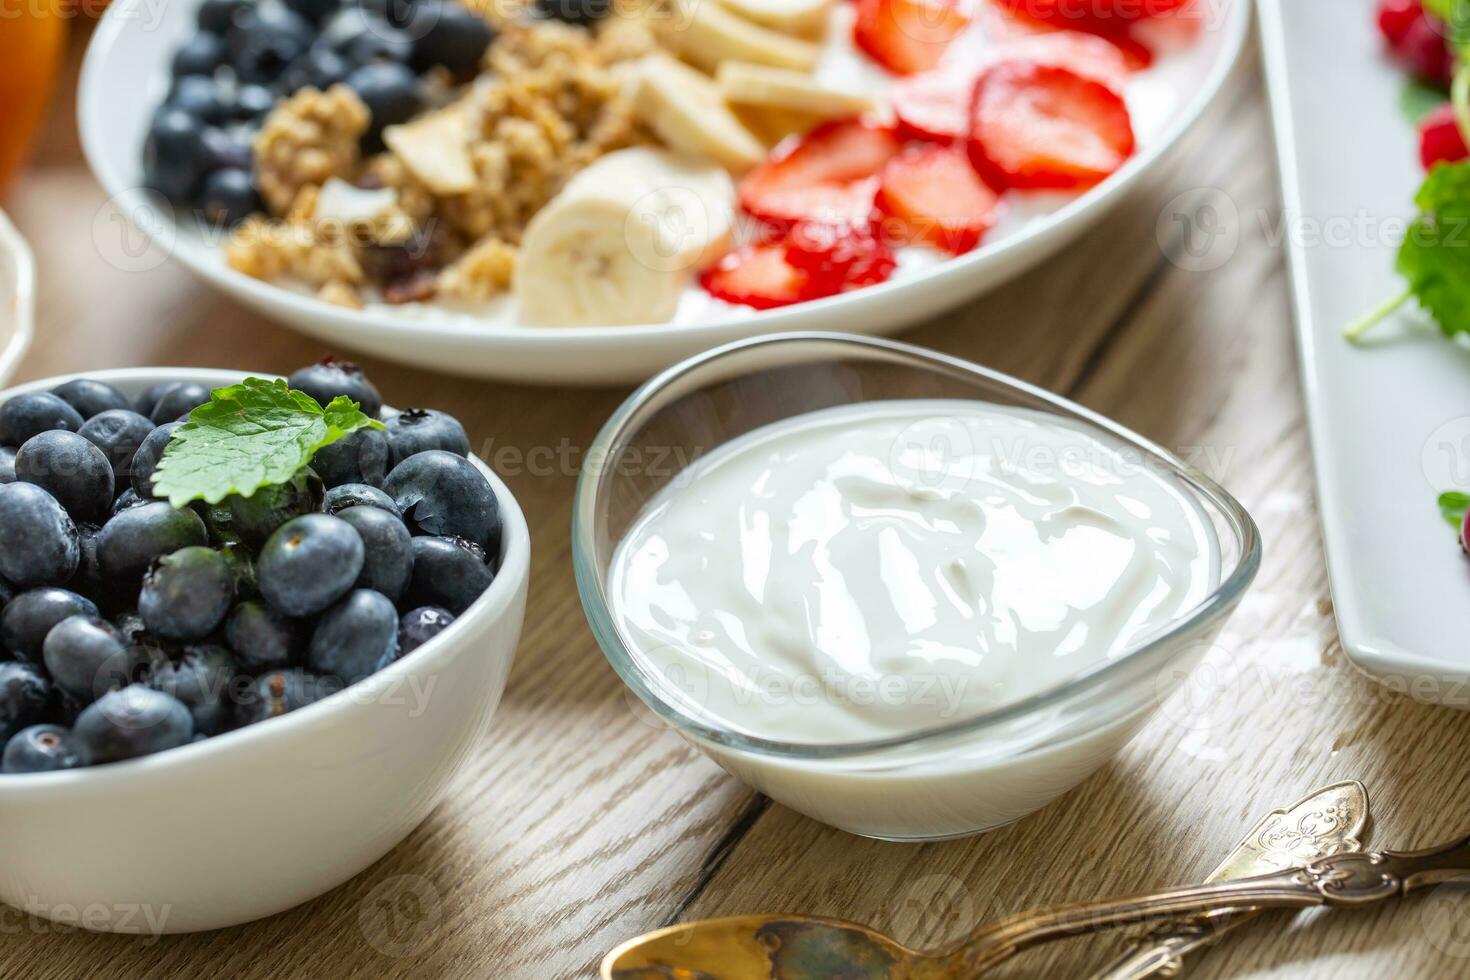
[515, 147, 736, 327]
[382, 105, 476, 195]
[632, 53, 766, 173]
[731, 104, 825, 146]
[714, 0, 833, 37]
[718, 62, 875, 118]
[657, 0, 821, 73]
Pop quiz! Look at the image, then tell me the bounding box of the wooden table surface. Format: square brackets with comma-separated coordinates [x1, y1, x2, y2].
[6, 22, 1470, 980]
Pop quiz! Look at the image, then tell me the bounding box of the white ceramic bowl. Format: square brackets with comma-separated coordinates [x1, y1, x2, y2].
[0, 369, 530, 934]
[0, 210, 36, 387]
[78, 0, 1250, 384]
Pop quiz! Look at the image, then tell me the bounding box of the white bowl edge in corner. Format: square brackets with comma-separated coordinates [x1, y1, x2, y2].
[0, 210, 36, 387]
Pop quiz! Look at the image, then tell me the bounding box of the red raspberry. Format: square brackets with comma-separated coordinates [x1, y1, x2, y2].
[1419, 103, 1469, 169]
[1378, 0, 1423, 47]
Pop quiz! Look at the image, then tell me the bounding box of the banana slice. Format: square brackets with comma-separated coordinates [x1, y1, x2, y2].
[515, 147, 736, 327]
[731, 104, 825, 146]
[718, 62, 875, 118]
[714, 0, 833, 37]
[382, 105, 476, 195]
[657, 0, 821, 73]
[632, 53, 766, 172]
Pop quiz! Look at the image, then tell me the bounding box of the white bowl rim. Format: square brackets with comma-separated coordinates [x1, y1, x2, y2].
[77, 0, 1252, 344]
[0, 210, 37, 387]
[0, 366, 531, 796]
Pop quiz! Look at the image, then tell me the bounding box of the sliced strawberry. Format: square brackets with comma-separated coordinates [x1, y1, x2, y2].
[785, 221, 898, 288]
[893, 70, 973, 142]
[700, 244, 837, 310]
[738, 119, 901, 230]
[967, 60, 1135, 190]
[992, 30, 1131, 89]
[990, 0, 1156, 68]
[853, 0, 973, 75]
[875, 144, 1001, 254]
[1420, 103, 1469, 170]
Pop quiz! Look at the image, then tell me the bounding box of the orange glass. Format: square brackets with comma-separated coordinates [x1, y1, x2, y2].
[0, 0, 68, 198]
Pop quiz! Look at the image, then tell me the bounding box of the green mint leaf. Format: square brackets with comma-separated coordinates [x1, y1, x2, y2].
[152, 377, 384, 508]
[1427, 0, 1470, 60]
[1402, 77, 1450, 124]
[1440, 490, 1470, 528]
[1396, 161, 1470, 338]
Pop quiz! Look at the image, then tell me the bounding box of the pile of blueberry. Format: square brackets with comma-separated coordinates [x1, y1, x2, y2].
[0, 360, 500, 774]
[145, 0, 495, 225]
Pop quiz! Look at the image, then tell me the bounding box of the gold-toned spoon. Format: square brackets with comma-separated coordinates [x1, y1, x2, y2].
[605, 790, 1470, 979]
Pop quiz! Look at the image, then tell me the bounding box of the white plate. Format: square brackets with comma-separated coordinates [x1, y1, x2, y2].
[0, 210, 36, 386]
[1260, 0, 1470, 702]
[80, 0, 1248, 384]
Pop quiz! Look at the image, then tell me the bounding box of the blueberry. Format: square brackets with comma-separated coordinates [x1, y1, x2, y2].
[79, 410, 155, 485]
[344, 62, 421, 148]
[343, 22, 413, 65]
[307, 589, 397, 683]
[200, 168, 263, 227]
[397, 606, 454, 657]
[412, 4, 494, 75]
[133, 382, 175, 418]
[150, 382, 211, 424]
[172, 31, 227, 78]
[532, 0, 613, 26]
[384, 450, 500, 553]
[200, 125, 254, 173]
[288, 358, 383, 417]
[112, 488, 146, 515]
[0, 661, 51, 742]
[283, 40, 353, 90]
[131, 421, 183, 498]
[312, 426, 390, 488]
[235, 83, 277, 121]
[139, 547, 236, 641]
[112, 610, 149, 645]
[283, 0, 340, 23]
[229, 466, 324, 547]
[144, 644, 243, 736]
[242, 667, 342, 723]
[0, 484, 80, 588]
[198, 0, 251, 34]
[96, 501, 208, 583]
[225, 599, 301, 672]
[73, 525, 110, 607]
[15, 430, 115, 525]
[323, 482, 399, 516]
[42, 616, 145, 702]
[0, 392, 85, 446]
[50, 379, 131, 419]
[0, 589, 99, 664]
[73, 685, 194, 765]
[258, 513, 365, 616]
[385, 409, 469, 465]
[335, 505, 412, 602]
[169, 75, 231, 126]
[143, 107, 206, 204]
[0, 446, 14, 484]
[2, 724, 80, 773]
[405, 535, 492, 614]
[227, 5, 316, 84]
[219, 543, 259, 596]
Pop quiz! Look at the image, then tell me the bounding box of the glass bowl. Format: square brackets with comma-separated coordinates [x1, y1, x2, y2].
[573, 333, 1260, 841]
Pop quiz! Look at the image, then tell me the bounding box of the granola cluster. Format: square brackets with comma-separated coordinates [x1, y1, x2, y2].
[225, 16, 653, 309]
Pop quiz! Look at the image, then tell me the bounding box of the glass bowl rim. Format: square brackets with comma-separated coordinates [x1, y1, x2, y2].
[572, 332, 1261, 761]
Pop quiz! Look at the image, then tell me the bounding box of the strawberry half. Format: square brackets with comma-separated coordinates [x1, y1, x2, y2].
[967, 60, 1135, 190]
[853, 0, 973, 75]
[699, 244, 837, 310]
[785, 221, 898, 289]
[893, 31, 1129, 144]
[875, 144, 1001, 254]
[738, 119, 901, 230]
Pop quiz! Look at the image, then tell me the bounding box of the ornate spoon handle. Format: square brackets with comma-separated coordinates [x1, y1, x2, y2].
[939, 834, 1470, 977]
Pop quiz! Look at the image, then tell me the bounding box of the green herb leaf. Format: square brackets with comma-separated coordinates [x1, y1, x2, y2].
[1440, 490, 1470, 528]
[1395, 161, 1470, 338]
[1427, 0, 1470, 60]
[1402, 77, 1450, 124]
[151, 377, 384, 508]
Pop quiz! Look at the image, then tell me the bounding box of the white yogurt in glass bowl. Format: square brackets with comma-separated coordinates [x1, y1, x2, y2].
[575, 334, 1257, 840]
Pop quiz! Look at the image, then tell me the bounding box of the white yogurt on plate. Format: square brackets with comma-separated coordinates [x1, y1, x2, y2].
[609, 399, 1220, 744]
